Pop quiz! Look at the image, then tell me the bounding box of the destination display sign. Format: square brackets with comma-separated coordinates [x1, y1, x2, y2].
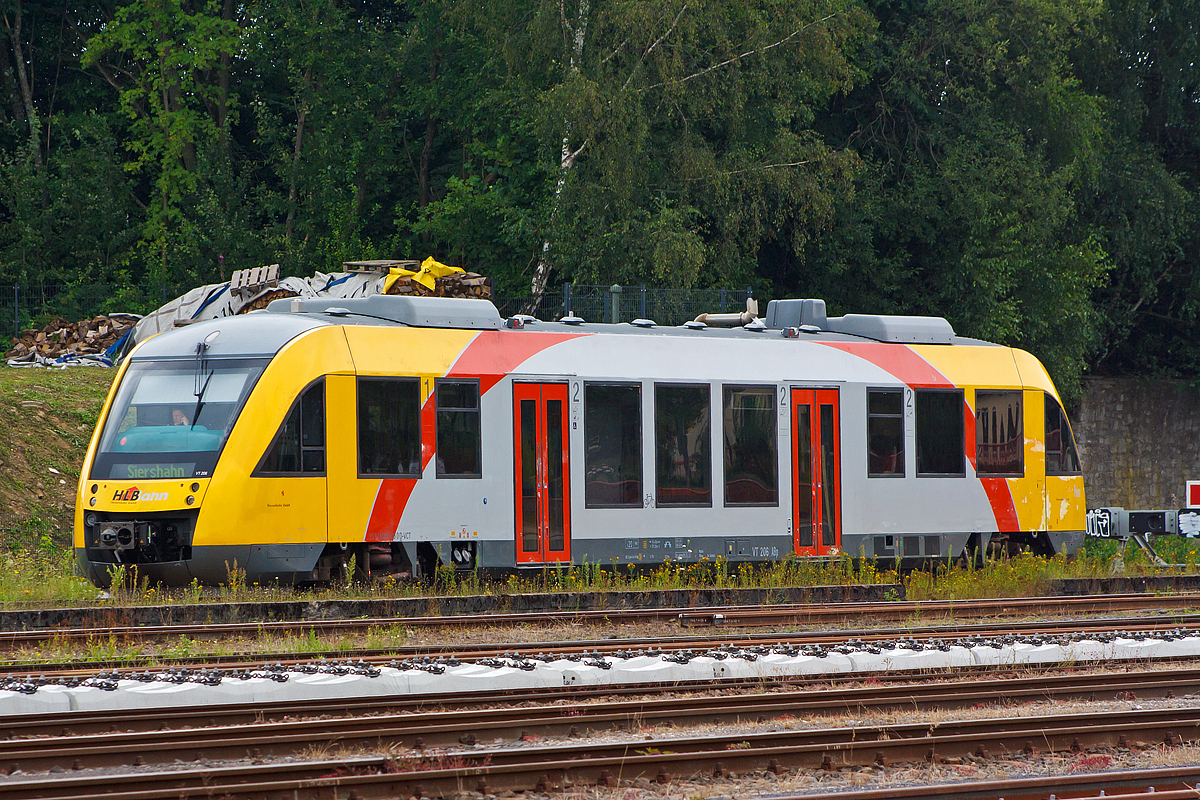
[109, 462, 197, 480]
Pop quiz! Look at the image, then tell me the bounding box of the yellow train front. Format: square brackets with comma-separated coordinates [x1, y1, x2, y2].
[75, 295, 1087, 587]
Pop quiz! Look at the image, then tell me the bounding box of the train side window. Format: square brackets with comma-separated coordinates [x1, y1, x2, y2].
[915, 389, 964, 477]
[436, 379, 482, 478]
[975, 391, 1023, 476]
[584, 383, 642, 507]
[257, 378, 325, 475]
[1045, 394, 1082, 475]
[723, 385, 778, 506]
[655, 384, 712, 507]
[358, 378, 421, 477]
[867, 389, 904, 477]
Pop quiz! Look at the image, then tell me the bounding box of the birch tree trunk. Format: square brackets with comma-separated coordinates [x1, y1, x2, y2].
[527, 0, 590, 310]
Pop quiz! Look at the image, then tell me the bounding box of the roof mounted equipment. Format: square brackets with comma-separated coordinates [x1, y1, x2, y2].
[764, 298, 955, 344]
[268, 295, 504, 330]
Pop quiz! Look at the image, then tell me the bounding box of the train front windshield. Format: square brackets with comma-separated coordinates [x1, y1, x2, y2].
[90, 358, 267, 480]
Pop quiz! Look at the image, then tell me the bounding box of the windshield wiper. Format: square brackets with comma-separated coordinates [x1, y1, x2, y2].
[191, 368, 212, 428]
[191, 338, 214, 428]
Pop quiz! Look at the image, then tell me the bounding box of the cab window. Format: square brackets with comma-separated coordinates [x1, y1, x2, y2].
[256, 379, 325, 475]
[1045, 394, 1082, 475]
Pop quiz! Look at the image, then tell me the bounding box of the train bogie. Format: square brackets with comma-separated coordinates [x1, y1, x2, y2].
[74, 296, 1086, 587]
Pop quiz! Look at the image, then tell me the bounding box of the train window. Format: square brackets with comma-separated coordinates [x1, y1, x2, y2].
[257, 379, 326, 475]
[723, 385, 778, 506]
[1045, 394, 1082, 475]
[915, 389, 964, 476]
[975, 391, 1023, 475]
[358, 378, 421, 477]
[584, 383, 642, 507]
[655, 384, 711, 507]
[436, 380, 481, 478]
[867, 389, 904, 477]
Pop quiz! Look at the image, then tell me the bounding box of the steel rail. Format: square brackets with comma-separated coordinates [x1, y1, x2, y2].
[4, 666, 1200, 773]
[4, 706, 1200, 799]
[731, 766, 1200, 800]
[7, 613, 1200, 677]
[5, 593, 1200, 648]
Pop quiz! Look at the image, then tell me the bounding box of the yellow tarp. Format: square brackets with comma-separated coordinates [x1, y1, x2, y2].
[382, 256, 465, 293]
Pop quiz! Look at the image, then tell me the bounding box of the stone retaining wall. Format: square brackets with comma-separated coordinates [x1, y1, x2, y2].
[1076, 377, 1200, 509]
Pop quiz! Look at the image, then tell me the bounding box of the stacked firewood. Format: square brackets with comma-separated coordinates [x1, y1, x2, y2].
[236, 288, 300, 313]
[6, 315, 137, 359]
[385, 271, 492, 299]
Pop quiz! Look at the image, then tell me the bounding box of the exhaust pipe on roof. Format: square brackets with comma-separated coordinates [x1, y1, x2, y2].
[694, 297, 760, 327]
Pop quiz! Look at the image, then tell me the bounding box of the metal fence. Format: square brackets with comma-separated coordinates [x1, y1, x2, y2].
[1, 284, 192, 338]
[3, 282, 755, 339]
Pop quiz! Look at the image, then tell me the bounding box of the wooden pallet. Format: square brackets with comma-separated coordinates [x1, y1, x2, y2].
[230, 264, 280, 298]
[343, 259, 420, 274]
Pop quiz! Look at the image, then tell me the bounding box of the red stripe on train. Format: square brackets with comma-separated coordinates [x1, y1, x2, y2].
[364, 330, 585, 539]
[817, 341, 953, 388]
[819, 340, 1020, 532]
[448, 330, 587, 392]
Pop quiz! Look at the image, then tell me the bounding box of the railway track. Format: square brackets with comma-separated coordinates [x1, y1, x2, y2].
[3, 665, 1200, 772]
[0, 662, 1107, 736]
[758, 766, 1200, 800]
[6, 612, 1200, 676]
[5, 593, 1199, 649]
[4, 703, 1200, 798]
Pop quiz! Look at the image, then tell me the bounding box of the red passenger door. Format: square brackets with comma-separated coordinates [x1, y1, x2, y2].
[792, 388, 841, 556]
[514, 383, 571, 564]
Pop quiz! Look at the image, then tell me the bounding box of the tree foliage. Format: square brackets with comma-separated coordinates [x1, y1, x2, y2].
[1, 0, 1198, 398]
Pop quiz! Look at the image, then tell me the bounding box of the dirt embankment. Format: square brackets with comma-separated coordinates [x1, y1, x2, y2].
[0, 368, 114, 550]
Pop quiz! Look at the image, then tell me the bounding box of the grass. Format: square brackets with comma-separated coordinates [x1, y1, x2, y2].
[0, 366, 115, 554]
[0, 552, 902, 606]
[0, 623, 414, 668]
[0, 537, 1196, 608]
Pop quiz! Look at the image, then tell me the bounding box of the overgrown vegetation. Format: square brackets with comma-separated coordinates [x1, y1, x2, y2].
[0, 368, 114, 553]
[2, 539, 1199, 608]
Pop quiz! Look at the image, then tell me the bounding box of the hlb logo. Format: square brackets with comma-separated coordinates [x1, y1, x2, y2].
[112, 486, 169, 503]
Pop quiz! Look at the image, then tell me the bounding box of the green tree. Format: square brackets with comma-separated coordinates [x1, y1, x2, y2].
[806, 0, 1114, 401]
[82, 0, 240, 284]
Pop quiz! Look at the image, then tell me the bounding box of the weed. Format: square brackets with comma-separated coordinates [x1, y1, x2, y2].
[222, 560, 247, 596]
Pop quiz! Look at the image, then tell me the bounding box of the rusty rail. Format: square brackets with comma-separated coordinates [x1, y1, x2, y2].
[4, 705, 1200, 798]
[4, 593, 1200, 649]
